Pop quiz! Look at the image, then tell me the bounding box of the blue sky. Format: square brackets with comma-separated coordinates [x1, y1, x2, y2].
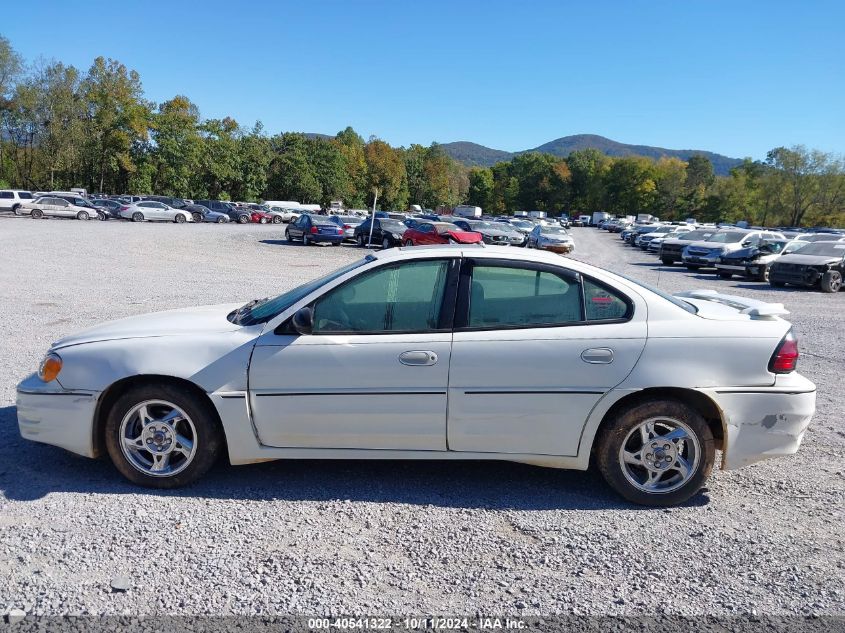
[2, 0, 843, 159]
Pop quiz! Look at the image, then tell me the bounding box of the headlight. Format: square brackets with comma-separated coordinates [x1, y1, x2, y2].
[392, 234, 402, 239]
[38, 352, 62, 382]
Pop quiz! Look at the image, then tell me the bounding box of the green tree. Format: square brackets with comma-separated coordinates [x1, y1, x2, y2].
[150, 95, 202, 196]
[333, 127, 368, 207]
[604, 156, 658, 216]
[365, 138, 407, 210]
[266, 132, 321, 202]
[567, 148, 610, 213]
[467, 167, 494, 209]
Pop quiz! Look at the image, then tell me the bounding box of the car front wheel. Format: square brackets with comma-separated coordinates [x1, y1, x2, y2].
[104, 383, 223, 488]
[820, 270, 842, 293]
[596, 399, 714, 507]
[404, 239, 414, 247]
[175, 214, 186, 224]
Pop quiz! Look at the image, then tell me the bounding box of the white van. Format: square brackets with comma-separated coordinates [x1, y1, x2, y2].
[454, 205, 482, 218]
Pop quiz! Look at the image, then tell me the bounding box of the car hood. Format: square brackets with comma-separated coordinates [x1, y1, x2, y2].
[51, 303, 244, 349]
[722, 246, 759, 260]
[445, 230, 482, 243]
[773, 254, 840, 266]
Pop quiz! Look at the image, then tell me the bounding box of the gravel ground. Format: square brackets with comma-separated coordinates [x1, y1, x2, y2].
[0, 218, 843, 618]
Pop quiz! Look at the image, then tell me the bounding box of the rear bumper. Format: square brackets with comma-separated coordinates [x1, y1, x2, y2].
[313, 235, 344, 244]
[16, 373, 99, 458]
[709, 374, 816, 469]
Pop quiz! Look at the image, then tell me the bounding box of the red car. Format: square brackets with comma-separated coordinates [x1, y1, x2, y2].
[402, 221, 483, 246]
[249, 210, 273, 224]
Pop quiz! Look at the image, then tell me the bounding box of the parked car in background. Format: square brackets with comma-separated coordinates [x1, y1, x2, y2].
[451, 219, 524, 246]
[659, 229, 718, 265]
[18, 196, 98, 220]
[527, 224, 575, 253]
[500, 218, 537, 240]
[247, 209, 273, 224]
[682, 230, 785, 270]
[353, 218, 408, 249]
[401, 222, 482, 246]
[327, 215, 363, 241]
[52, 194, 106, 220]
[183, 204, 229, 223]
[1, 190, 35, 213]
[143, 195, 188, 209]
[285, 213, 344, 246]
[715, 239, 807, 281]
[194, 200, 250, 224]
[119, 201, 193, 223]
[769, 241, 845, 292]
[635, 225, 691, 250]
[91, 198, 124, 219]
[266, 207, 299, 223]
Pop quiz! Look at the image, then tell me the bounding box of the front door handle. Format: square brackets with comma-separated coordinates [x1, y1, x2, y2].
[399, 350, 438, 366]
[581, 348, 614, 364]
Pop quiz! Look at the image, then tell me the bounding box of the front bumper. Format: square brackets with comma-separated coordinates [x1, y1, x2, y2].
[538, 243, 574, 254]
[16, 373, 100, 458]
[683, 252, 721, 265]
[769, 266, 822, 286]
[709, 373, 816, 469]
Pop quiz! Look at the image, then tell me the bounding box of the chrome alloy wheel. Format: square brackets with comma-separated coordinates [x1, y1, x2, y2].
[119, 400, 198, 477]
[618, 417, 700, 494]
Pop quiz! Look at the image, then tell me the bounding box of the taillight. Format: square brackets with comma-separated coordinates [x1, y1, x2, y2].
[343, 224, 351, 229]
[310, 227, 318, 234]
[769, 329, 799, 373]
[337, 228, 343, 234]
[120, 205, 129, 211]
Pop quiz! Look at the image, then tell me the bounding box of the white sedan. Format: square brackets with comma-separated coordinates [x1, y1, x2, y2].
[118, 200, 193, 223]
[16, 246, 816, 505]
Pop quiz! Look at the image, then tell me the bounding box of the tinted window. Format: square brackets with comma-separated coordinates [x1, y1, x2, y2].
[468, 266, 582, 328]
[19, 192, 33, 199]
[0, 192, 12, 199]
[313, 260, 450, 333]
[584, 278, 629, 321]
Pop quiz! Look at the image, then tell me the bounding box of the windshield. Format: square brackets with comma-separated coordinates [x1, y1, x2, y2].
[792, 242, 845, 257]
[802, 233, 844, 242]
[488, 222, 514, 232]
[511, 220, 533, 229]
[232, 257, 373, 326]
[435, 223, 460, 233]
[541, 226, 568, 235]
[705, 231, 747, 244]
[380, 220, 406, 233]
[674, 229, 712, 241]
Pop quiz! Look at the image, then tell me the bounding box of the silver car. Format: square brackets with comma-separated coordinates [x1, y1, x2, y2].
[119, 201, 194, 223]
[18, 196, 97, 220]
[329, 215, 363, 241]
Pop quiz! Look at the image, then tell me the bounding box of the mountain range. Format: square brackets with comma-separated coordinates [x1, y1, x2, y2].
[438, 134, 743, 176]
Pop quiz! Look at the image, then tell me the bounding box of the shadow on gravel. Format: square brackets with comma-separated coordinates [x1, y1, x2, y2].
[0, 406, 711, 510]
[260, 240, 358, 248]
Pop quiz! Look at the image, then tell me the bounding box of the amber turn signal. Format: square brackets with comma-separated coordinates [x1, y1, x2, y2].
[38, 353, 63, 382]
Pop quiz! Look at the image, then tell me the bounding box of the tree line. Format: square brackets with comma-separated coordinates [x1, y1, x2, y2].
[1, 36, 843, 226]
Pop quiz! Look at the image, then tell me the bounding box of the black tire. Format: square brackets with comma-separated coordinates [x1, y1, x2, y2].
[285, 229, 293, 242]
[820, 270, 842, 293]
[596, 399, 715, 507]
[272, 215, 282, 224]
[12, 204, 21, 215]
[754, 267, 769, 282]
[404, 239, 414, 247]
[382, 237, 391, 250]
[660, 257, 674, 266]
[718, 272, 733, 279]
[97, 211, 108, 221]
[191, 212, 202, 223]
[104, 382, 224, 489]
[685, 264, 701, 270]
[357, 234, 365, 247]
[132, 212, 144, 222]
[770, 280, 785, 287]
[238, 214, 249, 224]
[303, 234, 312, 246]
[217, 217, 225, 224]
[332, 241, 341, 246]
[31, 209, 44, 219]
[77, 211, 89, 221]
[175, 214, 186, 224]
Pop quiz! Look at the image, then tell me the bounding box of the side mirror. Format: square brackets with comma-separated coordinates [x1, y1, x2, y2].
[291, 307, 313, 335]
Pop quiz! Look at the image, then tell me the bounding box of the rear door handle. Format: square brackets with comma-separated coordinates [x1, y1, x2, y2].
[399, 350, 438, 366]
[581, 348, 614, 364]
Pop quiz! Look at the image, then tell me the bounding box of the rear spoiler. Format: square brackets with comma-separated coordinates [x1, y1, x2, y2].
[674, 289, 789, 318]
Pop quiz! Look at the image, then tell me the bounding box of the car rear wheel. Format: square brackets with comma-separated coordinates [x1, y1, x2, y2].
[132, 212, 144, 222]
[660, 257, 674, 266]
[31, 209, 44, 219]
[596, 399, 714, 507]
[303, 234, 312, 246]
[718, 271, 733, 279]
[191, 212, 202, 222]
[12, 204, 20, 215]
[357, 234, 366, 247]
[217, 217, 226, 224]
[285, 229, 293, 242]
[76, 211, 89, 221]
[820, 270, 842, 293]
[105, 383, 223, 488]
[382, 237, 391, 249]
[175, 214, 186, 224]
[755, 267, 769, 282]
[97, 211, 107, 221]
[685, 264, 701, 270]
[238, 214, 249, 224]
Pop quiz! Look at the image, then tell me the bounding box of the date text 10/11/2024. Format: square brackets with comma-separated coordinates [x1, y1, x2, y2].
[307, 617, 528, 630]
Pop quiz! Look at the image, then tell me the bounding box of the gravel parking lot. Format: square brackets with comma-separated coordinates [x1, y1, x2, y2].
[0, 218, 843, 618]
